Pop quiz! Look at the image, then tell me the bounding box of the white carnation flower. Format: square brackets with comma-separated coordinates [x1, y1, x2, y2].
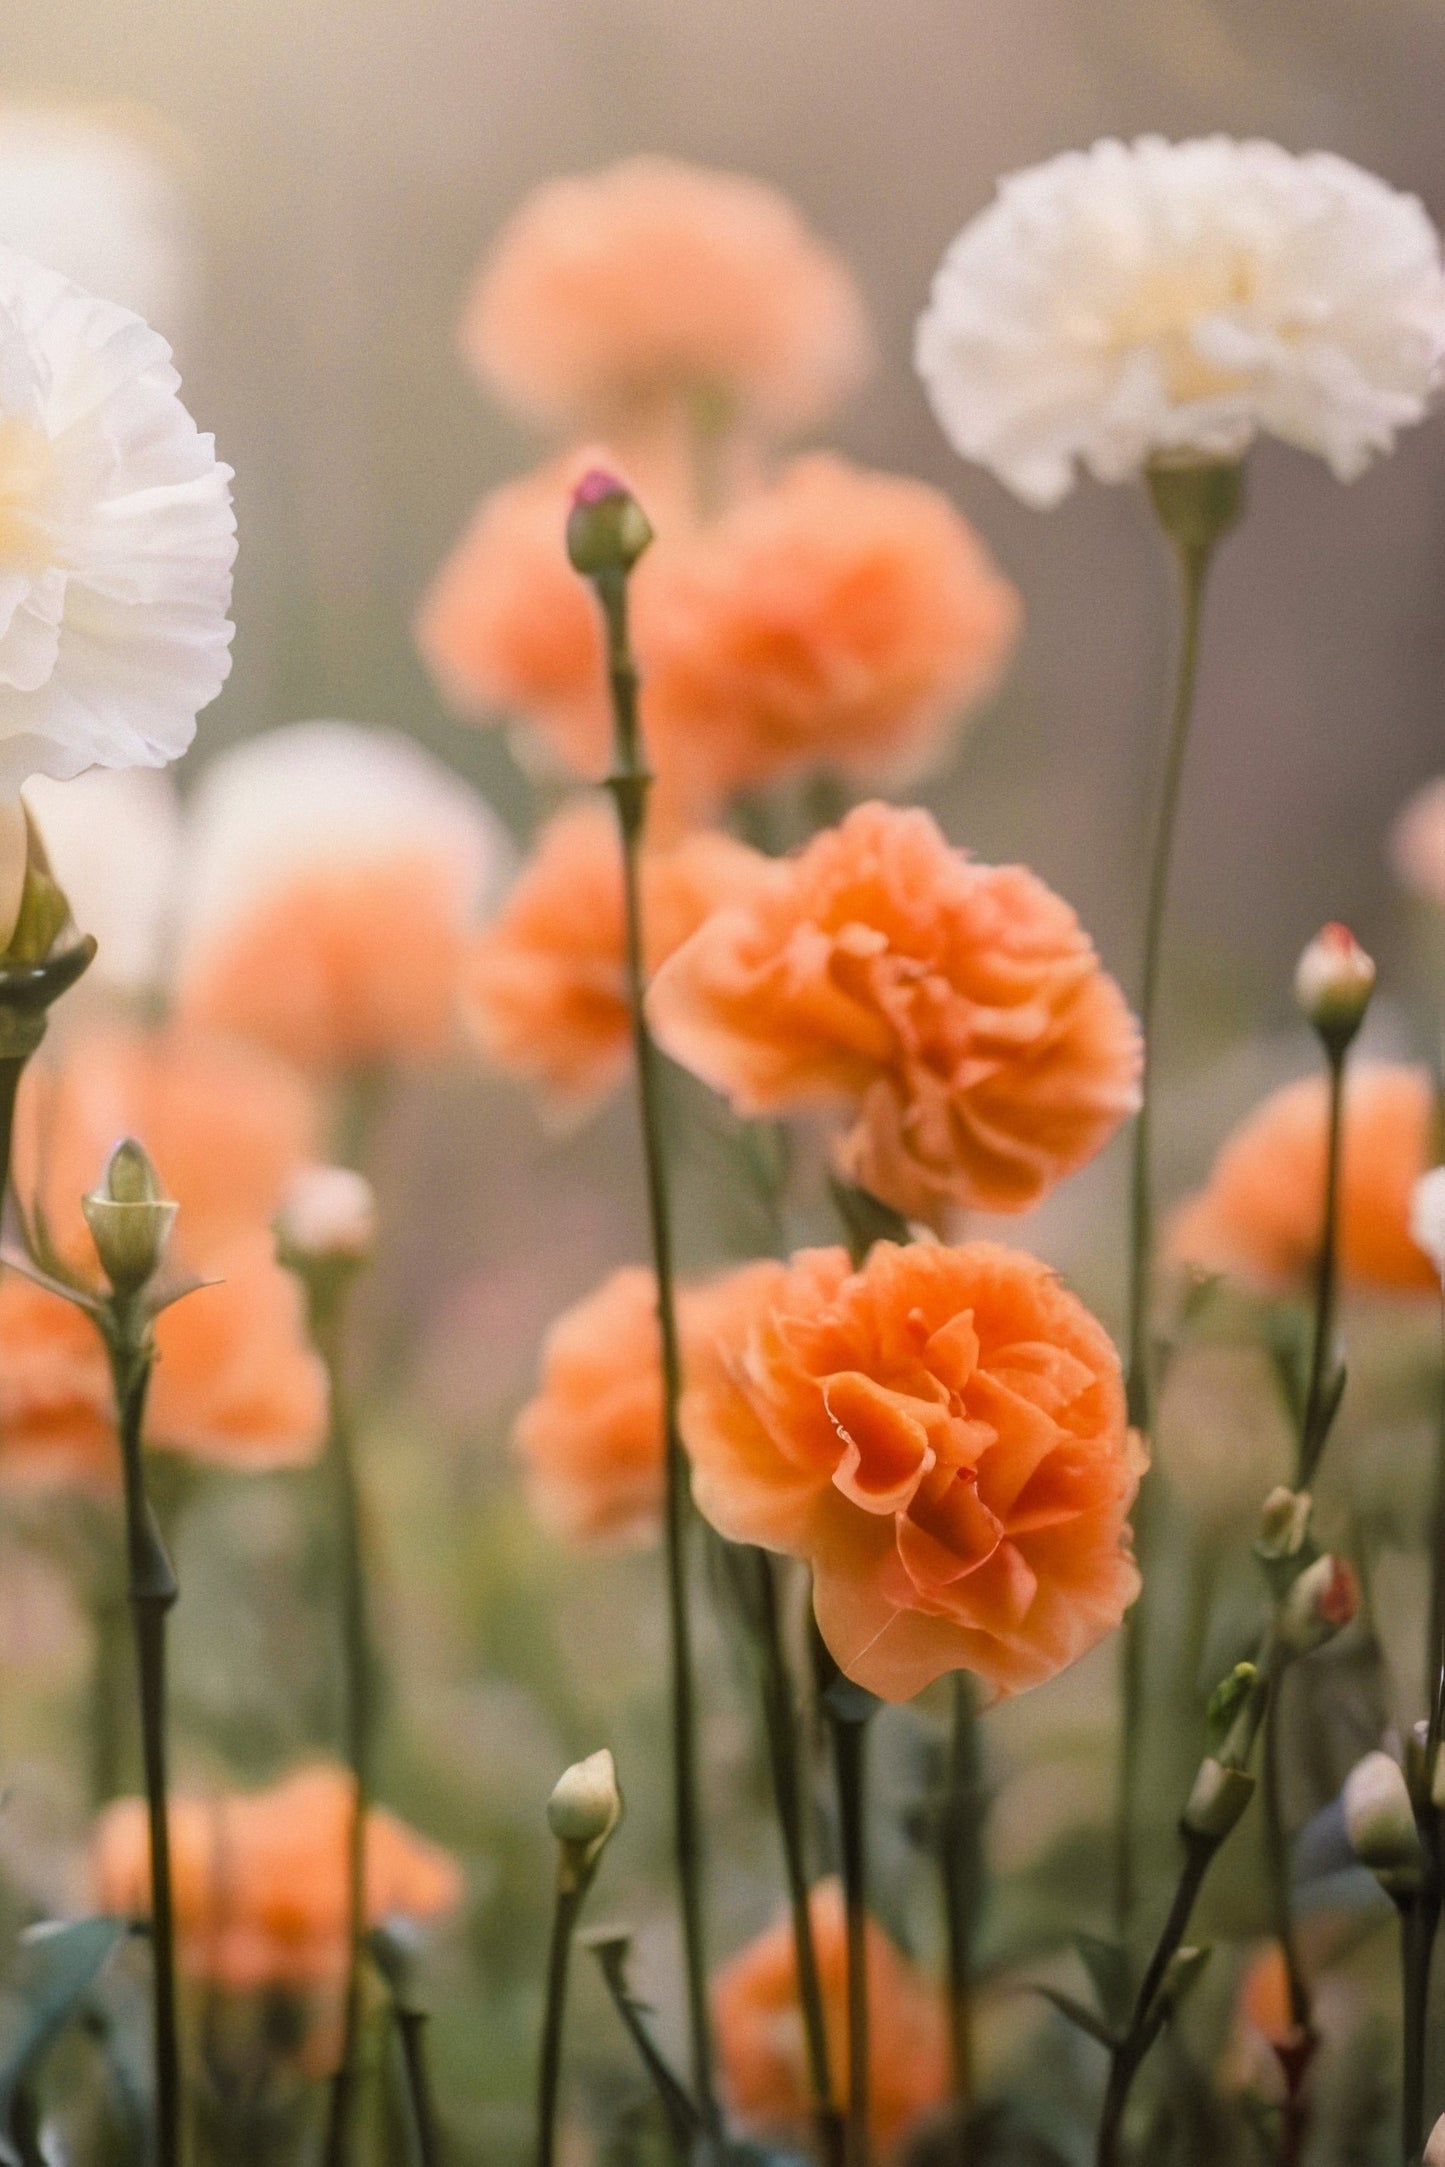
[1411, 1165, 1445, 1280]
[0, 105, 195, 340]
[916, 136, 1445, 507]
[0, 247, 235, 789]
[175, 719, 512, 968]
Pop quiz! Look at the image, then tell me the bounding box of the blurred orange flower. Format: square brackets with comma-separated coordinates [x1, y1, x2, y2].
[682, 1239, 1142, 1700]
[0, 1023, 327, 1479]
[1168, 1062, 1438, 1293]
[415, 447, 681, 791]
[645, 457, 1021, 801]
[713, 1878, 948, 2154]
[463, 156, 871, 438]
[514, 1259, 779, 1545]
[1390, 776, 1445, 906]
[463, 800, 770, 1111]
[648, 801, 1140, 1226]
[91, 1763, 460, 1993]
[175, 721, 510, 1074]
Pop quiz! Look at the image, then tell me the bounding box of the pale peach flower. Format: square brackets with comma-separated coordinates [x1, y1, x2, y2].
[463, 800, 770, 1111]
[1390, 777, 1445, 907]
[0, 1023, 327, 1478]
[713, 1879, 948, 2154]
[1169, 1062, 1438, 1293]
[682, 1239, 1142, 1701]
[644, 457, 1021, 801]
[175, 721, 511, 1073]
[415, 447, 679, 790]
[649, 801, 1140, 1226]
[514, 1261, 775, 1545]
[91, 1763, 460, 1992]
[463, 157, 871, 437]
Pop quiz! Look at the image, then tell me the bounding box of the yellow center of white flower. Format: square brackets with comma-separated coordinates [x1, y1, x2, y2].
[0, 416, 58, 572]
[1109, 255, 1262, 402]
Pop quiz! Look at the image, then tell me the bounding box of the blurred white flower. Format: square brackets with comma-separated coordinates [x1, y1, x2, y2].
[0, 105, 195, 341]
[0, 248, 235, 791]
[916, 137, 1445, 507]
[23, 768, 180, 991]
[174, 721, 513, 1071]
[1410, 1166, 1445, 1279]
[276, 1164, 378, 1265]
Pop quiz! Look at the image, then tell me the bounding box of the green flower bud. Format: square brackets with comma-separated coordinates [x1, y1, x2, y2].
[82, 1138, 177, 1294]
[1342, 1750, 1425, 1895]
[1181, 1756, 1256, 1840]
[565, 471, 653, 578]
[1294, 922, 1375, 1048]
[1256, 1486, 1311, 1561]
[547, 1748, 622, 1873]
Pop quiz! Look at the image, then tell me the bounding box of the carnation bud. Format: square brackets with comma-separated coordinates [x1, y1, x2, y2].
[547, 1749, 622, 1876]
[82, 1138, 177, 1294]
[1294, 923, 1375, 1047]
[1181, 1756, 1256, 1840]
[1256, 1486, 1311, 1561]
[1425, 2112, 1445, 2167]
[1411, 1167, 1445, 1281]
[1341, 1750, 1425, 1894]
[1155, 1944, 1210, 2017]
[565, 470, 653, 578]
[1276, 1553, 1359, 1655]
[275, 1165, 377, 1267]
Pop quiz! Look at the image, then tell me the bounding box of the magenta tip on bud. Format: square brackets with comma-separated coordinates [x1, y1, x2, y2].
[571, 467, 628, 511]
[565, 469, 653, 578]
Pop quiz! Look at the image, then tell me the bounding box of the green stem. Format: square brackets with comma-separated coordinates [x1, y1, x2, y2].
[1298, 1046, 1346, 1489]
[942, 1675, 983, 2109]
[317, 1295, 373, 2167]
[593, 565, 716, 2126]
[0, 1051, 24, 1211]
[751, 1554, 838, 2156]
[1116, 465, 1240, 1939]
[1400, 1890, 1438, 2166]
[537, 1880, 583, 2167]
[393, 2006, 439, 2167]
[1095, 1830, 1219, 2167]
[829, 1710, 871, 2167]
[108, 1316, 181, 2167]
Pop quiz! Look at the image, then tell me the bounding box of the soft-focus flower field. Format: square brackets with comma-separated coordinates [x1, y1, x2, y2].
[6, 21, 1445, 2167]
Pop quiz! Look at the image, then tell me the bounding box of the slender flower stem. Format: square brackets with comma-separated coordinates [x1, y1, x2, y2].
[537, 1878, 584, 2167]
[1095, 1829, 1219, 2167]
[750, 1554, 837, 2150]
[0, 1051, 24, 1212]
[829, 1708, 872, 2167]
[1298, 1046, 1347, 1490]
[1116, 462, 1243, 1938]
[393, 2005, 440, 2167]
[1400, 1888, 1439, 2166]
[314, 1287, 374, 2167]
[105, 1307, 181, 2167]
[941, 1674, 984, 2110]
[590, 560, 716, 2125]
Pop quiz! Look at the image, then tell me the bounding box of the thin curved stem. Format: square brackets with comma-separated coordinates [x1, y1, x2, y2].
[1115, 537, 1212, 1937]
[536, 1880, 582, 2167]
[829, 1711, 871, 2167]
[593, 566, 717, 2129]
[1400, 1890, 1438, 2166]
[1298, 1047, 1346, 1489]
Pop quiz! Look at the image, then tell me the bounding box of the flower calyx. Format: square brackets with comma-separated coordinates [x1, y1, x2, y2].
[82, 1138, 178, 1299]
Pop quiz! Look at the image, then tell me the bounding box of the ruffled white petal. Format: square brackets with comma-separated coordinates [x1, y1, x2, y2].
[916, 136, 1445, 503]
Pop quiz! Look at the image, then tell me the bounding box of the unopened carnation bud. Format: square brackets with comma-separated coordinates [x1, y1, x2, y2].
[1342, 1750, 1425, 1894]
[1257, 1486, 1311, 1561]
[1277, 1553, 1359, 1655]
[82, 1138, 177, 1294]
[1294, 923, 1375, 1047]
[1411, 1167, 1445, 1281]
[565, 470, 653, 578]
[1181, 1756, 1256, 1840]
[276, 1165, 377, 1266]
[1156, 1944, 1210, 2017]
[1425, 2112, 1445, 2167]
[547, 1748, 622, 1863]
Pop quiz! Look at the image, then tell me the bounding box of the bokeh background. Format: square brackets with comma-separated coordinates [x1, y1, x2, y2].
[4, 7, 1445, 2161]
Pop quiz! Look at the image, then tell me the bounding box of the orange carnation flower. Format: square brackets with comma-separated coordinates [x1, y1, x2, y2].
[1168, 1062, 1437, 1294]
[462, 157, 871, 437]
[91, 1763, 460, 1993]
[463, 800, 770, 1111]
[682, 1240, 1142, 1701]
[0, 1023, 327, 1479]
[514, 1260, 778, 1545]
[713, 1879, 948, 2155]
[415, 448, 681, 791]
[648, 801, 1140, 1226]
[644, 458, 1021, 801]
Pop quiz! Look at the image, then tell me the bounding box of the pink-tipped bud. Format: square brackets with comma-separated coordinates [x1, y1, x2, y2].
[565, 470, 653, 577]
[1294, 922, 1375, 1045]
[1277, 1553, 1359, 1655]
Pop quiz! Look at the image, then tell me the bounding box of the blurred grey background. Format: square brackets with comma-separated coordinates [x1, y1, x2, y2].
[11, 0, 1445, 1020]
